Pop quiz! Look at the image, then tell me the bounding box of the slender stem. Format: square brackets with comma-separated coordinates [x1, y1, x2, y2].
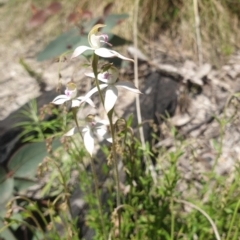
[47, 204, 59, 236]
[13, 196, 48, 226]
[10, 204, 46, 240]
[174, 199, 221, 240]
[133, 0, 144, 146]
[23, 210, 46, 239]
[8, 219, 42, 240]
[92, 54, 105, 106]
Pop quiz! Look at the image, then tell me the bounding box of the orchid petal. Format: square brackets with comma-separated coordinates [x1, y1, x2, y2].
[83, 97, 95, 108]
[84, 84, 108, 100]
[64, 127, 79, 136]
[83, 128, 95, 156]
[104, 134, 113, 143]
[51, 95, 70, 105]
[85, 86, 98, 98]
[96, 129, 112, 143]
[95, 125, 107, 137]
[94, 122, 112, 143]
[73, 96, 95, 108]
[105, 85, 118, 113]
[97, 119, 110, 125]
[71, 99, 82, 108]
[85, 72, 95, 78]
[115, 81, 142, 94]
[94, 122, 108, 134]
[85, 72, 110, 83]
[71, 46, 93, 59]
[94, 48, 134, 62]
[109, 50, 134, 62]
[94, 48, 117, 58]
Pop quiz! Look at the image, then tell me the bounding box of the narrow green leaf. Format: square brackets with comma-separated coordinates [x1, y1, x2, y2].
[37, 28, 83, 61]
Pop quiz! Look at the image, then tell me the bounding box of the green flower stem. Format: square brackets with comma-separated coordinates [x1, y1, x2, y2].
[19, 207, 46, 239]
[7, 219, 43, 240]
[9, 202, 46, 240]
[13, 196, 48, 227]
[92, 53, 121, 236]
[73, 111, 107, 240]
[47, 203, 59, 236]
[92, 54, 105, 106]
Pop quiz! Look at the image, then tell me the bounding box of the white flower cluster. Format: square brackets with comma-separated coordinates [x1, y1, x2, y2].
[51, 24, 141, 156]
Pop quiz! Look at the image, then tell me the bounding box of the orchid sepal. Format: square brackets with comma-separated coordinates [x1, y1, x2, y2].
[71, 24, 134, 62]
[64, 115, 112, 156]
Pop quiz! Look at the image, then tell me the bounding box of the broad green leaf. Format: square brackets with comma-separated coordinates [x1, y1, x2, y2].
[0, 166, 14, 206]
[37, 29, 86, 61]
[32, 231, 45, 240]
[82, 17, 101, 32]
[0, 220, 17, 240]
[0, 209, 6, 219]
[14, 177, 36, 191]
[8, 140, 60, 178]
[103, 14, 129, 32]
[36, 16, 99, 62]
[6, 213, 23, 231]
[0, 166, 6, 183]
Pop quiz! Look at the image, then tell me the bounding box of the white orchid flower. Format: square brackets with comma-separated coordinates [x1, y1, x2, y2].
[64, 115, 112, 156]
[52, 82, 95, 108]
[85, 66, 141, 113]
[71, 24, 133, 62]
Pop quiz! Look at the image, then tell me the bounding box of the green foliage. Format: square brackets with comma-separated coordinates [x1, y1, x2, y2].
[2, 100, 240, 239]
[0, 219, 17, 240]
[14, 100, 68, 142]
[0, 141, 60, 208]
[0, 167, 14, 207]
[8, 141, 60, 179]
